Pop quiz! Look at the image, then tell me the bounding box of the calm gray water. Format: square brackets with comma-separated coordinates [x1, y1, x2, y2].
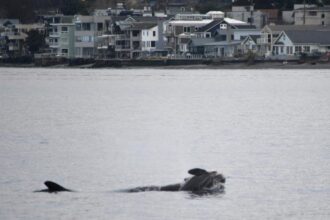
[0, 67, 330, 219]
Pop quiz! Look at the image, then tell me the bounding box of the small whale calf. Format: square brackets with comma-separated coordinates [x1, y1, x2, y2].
[34, 168, 225, 195]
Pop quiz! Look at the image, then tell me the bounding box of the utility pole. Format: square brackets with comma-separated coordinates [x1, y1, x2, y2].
[303, 0, 306, 25]
[250, 0, 254, 26]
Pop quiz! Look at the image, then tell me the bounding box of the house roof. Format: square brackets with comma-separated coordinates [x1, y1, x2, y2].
[203, 40, 242, 46]
[242, 34, 260, 41]
[295, 6, 330, 12]
[284, 30, 330, 45]
[169, 19, 213, 26]
[265, 25, 330, 33]
[198, 20, 222, 32]
[233, 0, 277, 9]
[129, 22, 158, 30]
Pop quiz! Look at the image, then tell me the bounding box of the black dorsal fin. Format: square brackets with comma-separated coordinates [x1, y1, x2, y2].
[188, 168, 208, 176]
[44, 181, 69, 192]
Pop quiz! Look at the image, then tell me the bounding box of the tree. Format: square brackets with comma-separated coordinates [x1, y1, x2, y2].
[26, 30, 46, 54]
[60, 0, 95, 15]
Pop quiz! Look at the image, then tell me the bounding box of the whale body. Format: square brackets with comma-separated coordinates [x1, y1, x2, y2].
[34, 168, 225, 194]
[127, 168, 225, 194]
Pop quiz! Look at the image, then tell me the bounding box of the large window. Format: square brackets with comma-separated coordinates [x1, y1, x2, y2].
[82, 23, 91, 31]
[295, 46, 302, 53]
[304, 46, 310, 53]
[183, 27, 191, 33]
[76, 36, 93, 42]
[309, 11, 317, 16]
[97, 23, 103, 31]
[61, 26, 68, 32]
[151, 41, 156, 47]
[76, 23, 81, 31]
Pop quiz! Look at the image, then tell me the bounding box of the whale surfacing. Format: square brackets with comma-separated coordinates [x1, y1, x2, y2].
[34, 181, 73, 193]
[127, 168, 225, 194]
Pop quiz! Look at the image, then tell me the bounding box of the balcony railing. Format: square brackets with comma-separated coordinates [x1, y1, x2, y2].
[115, 34, 130, 40]
[257, 38, 268, 44]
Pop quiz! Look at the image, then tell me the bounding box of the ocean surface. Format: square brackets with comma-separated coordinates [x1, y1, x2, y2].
[0, 67, 330, 219]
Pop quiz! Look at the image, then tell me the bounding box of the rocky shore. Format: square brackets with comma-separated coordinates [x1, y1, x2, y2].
[1, 57, 330, 69]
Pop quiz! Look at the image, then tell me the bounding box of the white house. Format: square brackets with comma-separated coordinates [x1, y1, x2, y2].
[272, 30, 330, 59]
[141, 24, 158, 52]
[241, 35, 259, 55]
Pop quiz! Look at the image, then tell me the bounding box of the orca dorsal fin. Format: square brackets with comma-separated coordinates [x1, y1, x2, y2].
[44, 181, 70, 192]
[188, 168, 208, 176]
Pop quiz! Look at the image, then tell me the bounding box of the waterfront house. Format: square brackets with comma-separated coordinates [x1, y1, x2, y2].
[272, 29, 330, 59]
[165, 14, 213, 54]
[49, 16, 75, 58]
[0, 19, 28, 57]
[188, 17, 259, 58]
[258, 24, 330, 58]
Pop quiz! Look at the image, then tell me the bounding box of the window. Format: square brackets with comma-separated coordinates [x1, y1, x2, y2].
[76, 23, 81, 31]
[132, 30, 140, 37]
[97, 23, 103, 31]
[309, 11, 317, 16]
[295, 46, 302, 53]
[61, 49, 68, 54]
[61, 26, 68, 32]
[151, 41, 155, 47]
[183, 27, 191, 33]
[153, 31, 156, 37]
[304, 46, 310, 53]
[82, 23, 91, 31]
[268, 34, 271, 43]
[280, 46, 284, 53]
[76, 36, 93, 42]
[321, 13, 325, 18]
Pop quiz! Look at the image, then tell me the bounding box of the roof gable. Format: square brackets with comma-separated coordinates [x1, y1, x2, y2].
[285, 30, 330, 45]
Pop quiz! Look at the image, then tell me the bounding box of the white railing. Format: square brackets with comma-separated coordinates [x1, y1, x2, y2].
[167, 54, 204, 60]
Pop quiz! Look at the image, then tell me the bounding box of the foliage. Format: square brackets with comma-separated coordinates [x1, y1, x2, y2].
[60, 0, 95, 15]
[26, 30, 46, 54]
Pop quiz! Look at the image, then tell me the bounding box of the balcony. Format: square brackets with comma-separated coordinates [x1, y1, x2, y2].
[257, 38, 268, 44]
[115, 34, 130, 40]
[49, 32, 60, 38]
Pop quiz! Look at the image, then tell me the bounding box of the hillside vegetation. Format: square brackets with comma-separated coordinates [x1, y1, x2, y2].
[1, 0, 330, 23]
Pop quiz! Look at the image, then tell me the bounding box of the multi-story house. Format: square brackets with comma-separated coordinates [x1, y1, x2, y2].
[47, 14, 111, 58]
[294, 6, 330, 26]
[112, 16, 166, 59]
[228, 0, 280, 28]
[189, 17, 260, 58]
[49, 16, 75, 58]
[73, 15, 110, 58]
[0, 19, 28, 57]
[165, 13, 213, 54]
